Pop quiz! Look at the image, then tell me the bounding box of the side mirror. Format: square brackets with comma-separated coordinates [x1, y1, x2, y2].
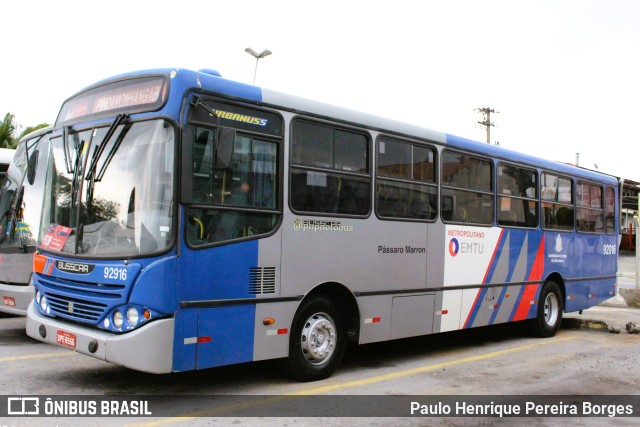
[27, 150, 39, 185]
[215, 127, 236, 169]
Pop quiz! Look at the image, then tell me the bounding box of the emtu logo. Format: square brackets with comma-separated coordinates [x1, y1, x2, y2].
[449, 238, 460, 257]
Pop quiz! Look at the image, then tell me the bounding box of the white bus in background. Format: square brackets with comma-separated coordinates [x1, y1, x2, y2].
[0, 148, 15, 185]
[0, 127, 51, 315]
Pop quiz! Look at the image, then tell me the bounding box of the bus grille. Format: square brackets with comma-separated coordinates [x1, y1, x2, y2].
[249, 267, 276, 294]
[46, 292, 108, 322]
[36, 274, 126, 323]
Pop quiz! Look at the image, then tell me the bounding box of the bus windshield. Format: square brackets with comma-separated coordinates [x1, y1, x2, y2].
[39, 119, 175, 258]
[0, 138, 41, 248]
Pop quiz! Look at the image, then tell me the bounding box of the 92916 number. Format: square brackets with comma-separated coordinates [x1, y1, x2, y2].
[104, 267, 127, 281]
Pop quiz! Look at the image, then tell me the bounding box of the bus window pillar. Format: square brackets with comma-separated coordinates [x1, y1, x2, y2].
[634, 216, 640, 289]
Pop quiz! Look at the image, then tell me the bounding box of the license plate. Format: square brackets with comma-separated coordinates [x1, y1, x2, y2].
[56, 330, 77, 349]
[2, 296, 15, 307]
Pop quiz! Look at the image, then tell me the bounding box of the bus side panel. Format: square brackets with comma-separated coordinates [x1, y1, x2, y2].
[129, 255, 179, 315]
[357, 295, 392, 344]
[493, 285, 524, 324]
[173, 309, 198, 371]
[426, 224, 446, 289]
[568, 233, 601, 311]
[544, 232, 581, 311]
[281, 214, 428, 295]
[602, 234, 618, 279]
[390, 294, 435, 340]
[444, 227, 546, 328]
[434, 289, 462, 333]
[253, 301, 298, 361]
[575, 234, 603, 281]
[565, 281, 589, 312]
[0, 248, 32, 285]
[599, 233, 619, 302]
[178, 240, 260, 301]
[589, 278, 617, 305]
[177, 238, 261, 370]
[196, 305, 256, 369]
[443, 226, 504, 288]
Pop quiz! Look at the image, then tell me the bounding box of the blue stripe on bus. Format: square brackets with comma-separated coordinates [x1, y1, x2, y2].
[464, 287, 487, 328]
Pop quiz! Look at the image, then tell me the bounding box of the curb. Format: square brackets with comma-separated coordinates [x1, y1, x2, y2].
[563, 318, 617, 333]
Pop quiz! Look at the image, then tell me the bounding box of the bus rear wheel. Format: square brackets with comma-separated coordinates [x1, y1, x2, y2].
[280, 295, 346, 382]
[529, 280, 563, 338]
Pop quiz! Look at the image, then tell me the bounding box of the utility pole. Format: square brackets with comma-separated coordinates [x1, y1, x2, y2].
[475, 107, 498, 144]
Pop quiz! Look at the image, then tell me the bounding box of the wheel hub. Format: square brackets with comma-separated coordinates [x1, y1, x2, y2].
[544, 293, 559, 326]
[301, 313, 336, 365]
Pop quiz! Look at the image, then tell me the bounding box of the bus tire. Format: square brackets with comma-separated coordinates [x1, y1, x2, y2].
[280, 295, 346, 382]
[529, 280, 563, 338]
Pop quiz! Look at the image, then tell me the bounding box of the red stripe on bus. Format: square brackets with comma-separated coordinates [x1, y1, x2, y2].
[527, 235, 545, 282]
[513, 238, 546, 321]
[512, 284, 538, 321]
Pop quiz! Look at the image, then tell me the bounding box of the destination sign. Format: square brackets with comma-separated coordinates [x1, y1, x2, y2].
[57, 76, 167, 125]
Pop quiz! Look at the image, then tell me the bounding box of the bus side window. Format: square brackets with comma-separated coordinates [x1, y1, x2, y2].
[605, 186, 616, 235]
[192, 129, 214, 204]
[576, 181, 603, 233]
[441, 150, 493, 225]
[186, 125, 280, 247]
[541, 172, 574, 231]
[290, 119, 370, 216]
[497, 163, 538, 228]
[376, 138, 437, 221]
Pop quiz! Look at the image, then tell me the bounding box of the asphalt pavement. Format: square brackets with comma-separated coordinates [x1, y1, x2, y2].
[564, 251, 640, 333]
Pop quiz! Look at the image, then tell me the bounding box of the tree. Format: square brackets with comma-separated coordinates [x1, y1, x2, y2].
[0, 113, 51, 149]
[17, 123, 50, 141]
[0, 112, 15, 149]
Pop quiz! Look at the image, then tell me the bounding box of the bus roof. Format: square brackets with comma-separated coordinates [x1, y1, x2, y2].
[60, 68, 618, 186]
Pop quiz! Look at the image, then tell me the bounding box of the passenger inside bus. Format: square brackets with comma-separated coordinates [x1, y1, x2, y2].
[206, 180, 250, 241]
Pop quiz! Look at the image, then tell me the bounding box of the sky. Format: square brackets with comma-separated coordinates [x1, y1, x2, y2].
[2, 0, 640, 180]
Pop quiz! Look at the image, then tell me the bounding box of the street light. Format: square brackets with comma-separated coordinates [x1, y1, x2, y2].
[245, 47, 272, 85]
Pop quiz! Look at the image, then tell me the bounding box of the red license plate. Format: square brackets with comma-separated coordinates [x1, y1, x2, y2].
[2, 296, 15, 307]
[56, 330, 77, 349]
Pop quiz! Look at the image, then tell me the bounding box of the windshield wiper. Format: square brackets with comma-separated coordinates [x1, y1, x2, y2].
[70, 132, 89, 208]
[62, 126, 73, 174]
[74, 222, 84, 254]
[85, 114, 128, 182]
[84, 114, 129, 207]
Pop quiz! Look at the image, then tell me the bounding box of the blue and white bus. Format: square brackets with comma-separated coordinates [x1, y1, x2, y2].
[27, 68, 618, 380]
[0, 127, 51, 314]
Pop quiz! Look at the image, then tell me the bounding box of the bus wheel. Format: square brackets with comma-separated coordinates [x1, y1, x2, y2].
[529, 280, 563, 338]
[280, 295, 346, 382]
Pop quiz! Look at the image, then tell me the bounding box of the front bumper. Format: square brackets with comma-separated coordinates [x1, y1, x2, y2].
[0, 283, 33, 315]
[26, 302, 175, 374]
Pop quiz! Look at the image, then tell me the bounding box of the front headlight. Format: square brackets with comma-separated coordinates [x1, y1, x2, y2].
[113, 310, 124, 329]
[126, 307, 139, 326]
[100, 304, 159, 332]
[39, 295, 48, 312]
